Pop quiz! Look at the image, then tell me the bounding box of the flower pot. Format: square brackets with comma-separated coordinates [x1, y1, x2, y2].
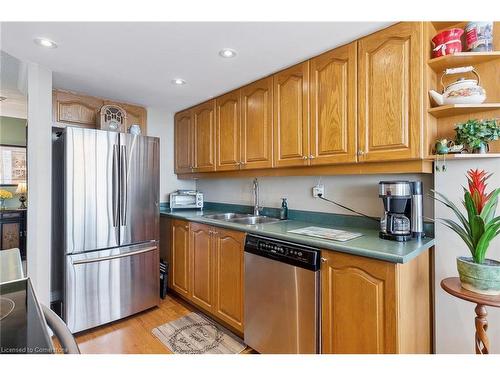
[457, 256, 500, 295]
[472, 143, 489, 154]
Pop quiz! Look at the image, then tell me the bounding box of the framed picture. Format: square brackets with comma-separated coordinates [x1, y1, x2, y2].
[0, 144, 27, 186]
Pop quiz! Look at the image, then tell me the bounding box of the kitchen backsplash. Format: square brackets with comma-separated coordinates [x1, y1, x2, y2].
[196, 174, 435, 219]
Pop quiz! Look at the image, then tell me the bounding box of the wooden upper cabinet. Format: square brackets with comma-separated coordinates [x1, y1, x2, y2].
[192, 100, 216, 172]
[190, 222, 215, 311]
[171, 220, 191, 298]
[273, 62, 310, 168]
[53, 89, 147, 133]
[52, 90, 104, 128]
[358, 22, 423, 161]
[321, 251, 397, 354]
[213, 227, 245, 333]
[216, 91, 241, 171]
[174, 110, 193, 174]
[241, 77, 273, 169]
[310, 42, 357, 165]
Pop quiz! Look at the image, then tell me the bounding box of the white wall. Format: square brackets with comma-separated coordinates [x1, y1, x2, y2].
[435, 159, 500, 353]
[197, 174, 434, 218]
[146, 107, 195, 202]
[26, 62, 52, 306]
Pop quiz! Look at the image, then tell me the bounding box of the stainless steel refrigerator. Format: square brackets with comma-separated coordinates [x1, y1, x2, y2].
[52, 127, 160, 333]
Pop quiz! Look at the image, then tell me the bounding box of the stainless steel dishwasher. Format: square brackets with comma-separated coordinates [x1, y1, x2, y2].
[244, 234, 320, 354]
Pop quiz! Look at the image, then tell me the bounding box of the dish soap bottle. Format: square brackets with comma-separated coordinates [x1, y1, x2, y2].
[280, 198, 288, 220]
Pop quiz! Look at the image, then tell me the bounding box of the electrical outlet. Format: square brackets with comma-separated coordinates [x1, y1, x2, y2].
[312, 184, 324, 198]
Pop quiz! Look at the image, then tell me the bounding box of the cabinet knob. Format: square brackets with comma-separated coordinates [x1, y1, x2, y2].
[321, 257, 327, 263]
[302, 156, 308, 160]
[357, 150, 365, 156]
[309, 155, 315, 160]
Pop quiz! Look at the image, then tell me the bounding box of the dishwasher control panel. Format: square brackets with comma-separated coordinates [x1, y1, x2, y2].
[245, 234, 320, 271]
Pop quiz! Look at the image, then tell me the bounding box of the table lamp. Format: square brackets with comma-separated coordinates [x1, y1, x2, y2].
[16, 182, 27, 209]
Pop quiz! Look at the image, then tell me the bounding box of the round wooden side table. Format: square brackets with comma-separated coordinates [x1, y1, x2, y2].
[441, 277, 500, 354]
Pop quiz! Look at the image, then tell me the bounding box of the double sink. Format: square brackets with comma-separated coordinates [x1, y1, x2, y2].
[202, 212, 281, 225]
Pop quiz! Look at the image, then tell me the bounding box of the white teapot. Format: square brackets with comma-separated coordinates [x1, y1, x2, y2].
[429, 66, 486, 106]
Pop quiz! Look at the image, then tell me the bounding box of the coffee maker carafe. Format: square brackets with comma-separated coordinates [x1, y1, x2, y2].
[379, 181, 424, 242]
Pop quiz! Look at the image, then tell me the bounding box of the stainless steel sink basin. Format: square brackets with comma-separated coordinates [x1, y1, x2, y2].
[229, 216, 281, 225]
[202, 212, 281, 225]
[202, 213, 252, 221]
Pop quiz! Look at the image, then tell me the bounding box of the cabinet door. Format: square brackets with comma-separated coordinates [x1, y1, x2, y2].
[174, 110, 193, 174]
[171, 220, 191, 298]
[273, 62, 309, 168]
[193, 100, 216, 172]
[358, 22, 422, 161]
[321, 251, 397, 354]
[241, 77, 273, 169]
[216, 91, 241, 171]
[213, 227, 245, 333]
[310, 42, 357, 165]
[190, 223, 215, 311]
[52, 90, 103, 128]
[1, 222, 21, 249]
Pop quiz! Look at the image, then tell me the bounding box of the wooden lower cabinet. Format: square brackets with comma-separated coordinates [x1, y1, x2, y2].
[321, 250, 431, 354]
[213, 227, 245, 332]
[171, 220, 191, 298]
[168, 220, 245, 334]
[190, 223, 215, 311]
[165, 219, 431, 348]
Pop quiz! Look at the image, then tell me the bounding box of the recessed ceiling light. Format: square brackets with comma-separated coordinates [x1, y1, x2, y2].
[172, 78, 186, 85]
[34, 37, 58, 49]
[219, 48, 237, 58]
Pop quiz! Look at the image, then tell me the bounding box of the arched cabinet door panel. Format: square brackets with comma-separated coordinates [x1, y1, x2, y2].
[310, 42, 357, 165]
[241, 77, 273, 169]
[192, 100, 216, 172]
[273, 62, 310, 167]
[190, 222, 215, 311]
[171, 220, 191, 298]
[213, 228, 245, 333]
[216, 91, 241, 171]
[358, 22, 423, 162]
[321, 251, 397, 354]
[174, 110, 193, 174]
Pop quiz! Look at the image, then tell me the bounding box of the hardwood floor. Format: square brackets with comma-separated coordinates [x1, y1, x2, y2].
[74, 295, 196, 354]
[64, 294, 255, 354]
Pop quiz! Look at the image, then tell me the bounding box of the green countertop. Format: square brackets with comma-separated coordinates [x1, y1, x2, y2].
[160, 209, 434, 264]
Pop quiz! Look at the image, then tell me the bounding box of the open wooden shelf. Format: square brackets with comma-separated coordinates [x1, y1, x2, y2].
[431, 21, 465, 31]
[428, 52, 500, 72]
[429, 153, 500, 160]
[428, 103, 500, 118]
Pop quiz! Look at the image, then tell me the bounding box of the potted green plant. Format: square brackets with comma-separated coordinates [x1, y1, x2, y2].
[432, 169, 500, 295]
[455, 118, 500, 154]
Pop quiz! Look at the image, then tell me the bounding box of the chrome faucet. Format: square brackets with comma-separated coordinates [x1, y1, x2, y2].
[253, 178, 261, 216]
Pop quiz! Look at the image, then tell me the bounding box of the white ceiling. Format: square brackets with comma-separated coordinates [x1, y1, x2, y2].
[1, 22, 392, 112]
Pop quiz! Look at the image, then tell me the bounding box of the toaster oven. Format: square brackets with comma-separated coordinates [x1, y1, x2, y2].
[170, 190, 204, 210]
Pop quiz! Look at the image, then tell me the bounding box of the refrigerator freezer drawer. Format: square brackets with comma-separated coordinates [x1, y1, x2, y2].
[65, 242, 159, 333]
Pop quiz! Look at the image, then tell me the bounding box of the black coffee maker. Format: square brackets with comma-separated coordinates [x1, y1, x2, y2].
[379, 181, 424, 242]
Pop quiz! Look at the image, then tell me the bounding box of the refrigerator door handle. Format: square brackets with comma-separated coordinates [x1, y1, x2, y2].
[71, 246, 157, 265]
[120, 145, 128, 226]
[112, 145, 119, 227]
